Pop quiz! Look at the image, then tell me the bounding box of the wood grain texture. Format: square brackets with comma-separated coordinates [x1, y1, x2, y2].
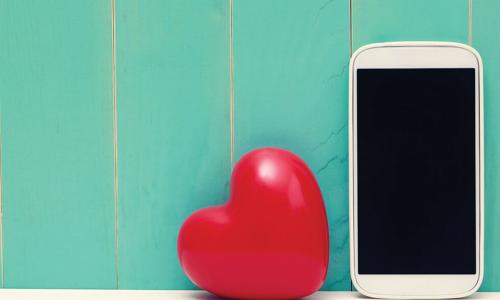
[352, 0, 469, 51]
[233, 0, 351, 290]
[0, 1, 116, 288]
[115, 0, 231, 289]
[0, 0, 499, 292]
[473, 0, 500, 291]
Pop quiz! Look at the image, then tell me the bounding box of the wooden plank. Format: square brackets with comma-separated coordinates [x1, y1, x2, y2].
[0, 1, 116, 288]
[352, 0, 469, 51]
[472, 0, 500, 291]
[116, 0, 231, 289]
[233, 0, 351, 290]
[0, 290, 497, 300]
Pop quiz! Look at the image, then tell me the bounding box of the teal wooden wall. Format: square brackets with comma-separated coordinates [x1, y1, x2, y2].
[0, 0, 498, 291]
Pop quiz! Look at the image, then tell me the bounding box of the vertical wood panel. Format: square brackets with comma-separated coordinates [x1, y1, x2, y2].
[352, 0, 469, 51]
[0, 1, 116, 288]
[234, 0, 351, 290]
[473, 0, 500, 291]
[116, 0, 231, 289]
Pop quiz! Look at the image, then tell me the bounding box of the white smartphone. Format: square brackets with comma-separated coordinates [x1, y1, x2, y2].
[349, 42, 483, 299]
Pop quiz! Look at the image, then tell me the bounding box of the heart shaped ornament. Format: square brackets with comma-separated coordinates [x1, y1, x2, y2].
[178, 148, 329, 299]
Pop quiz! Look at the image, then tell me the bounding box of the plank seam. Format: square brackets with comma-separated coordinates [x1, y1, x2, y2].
[349, 0, 353, 57]
[0, 111, 4, 288]
[111, 0, 119, 289]
[468, 0, 472, 45]
[230, 0, 235, 168]
[349, 0, 353, 292]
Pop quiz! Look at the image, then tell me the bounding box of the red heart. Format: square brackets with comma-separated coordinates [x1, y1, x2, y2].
[178, 148, 329, 299]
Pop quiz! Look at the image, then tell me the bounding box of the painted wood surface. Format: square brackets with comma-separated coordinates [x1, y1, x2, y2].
[0, 0, 499, 292]
[472, 0, 500, 290]
[352, 0, 469, 51]
[234, 0, 351, 290]
[0, 290, 499, 300]
[115, 0, 231, 289]
[0, 1, 116, 288]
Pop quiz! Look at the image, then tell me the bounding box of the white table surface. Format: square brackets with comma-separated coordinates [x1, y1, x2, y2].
[0, 290, 497, 300]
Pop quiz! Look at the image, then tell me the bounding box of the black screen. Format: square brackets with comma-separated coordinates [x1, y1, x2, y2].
[357, 68, 476, 274]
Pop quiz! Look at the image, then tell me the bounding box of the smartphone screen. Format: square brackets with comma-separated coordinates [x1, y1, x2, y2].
[356, 68, 476, 274]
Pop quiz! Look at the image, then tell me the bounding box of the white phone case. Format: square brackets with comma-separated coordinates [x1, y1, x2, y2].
[349, 42, 484, 299]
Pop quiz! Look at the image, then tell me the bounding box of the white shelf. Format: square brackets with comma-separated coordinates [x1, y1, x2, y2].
[0, 290, 497, 299]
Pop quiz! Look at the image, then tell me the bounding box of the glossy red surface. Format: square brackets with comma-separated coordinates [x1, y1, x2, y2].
[178, 148, 329, 299]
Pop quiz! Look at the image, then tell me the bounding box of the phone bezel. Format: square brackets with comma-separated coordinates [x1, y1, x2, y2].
[349, 42, 484, 299]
